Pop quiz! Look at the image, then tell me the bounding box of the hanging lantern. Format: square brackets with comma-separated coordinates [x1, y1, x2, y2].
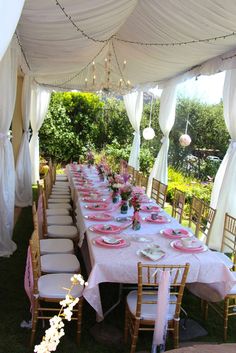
[143, 127, 155, 140]
[143, 94, 155, 140]
[179, 134, 191, 147]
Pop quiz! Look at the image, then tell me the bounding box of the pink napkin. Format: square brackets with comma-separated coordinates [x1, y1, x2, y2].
[24, 246, 34, 312]
[163, 228, 189, 239]
[95, 236, 127, 248]
[83, 197, 106, 203]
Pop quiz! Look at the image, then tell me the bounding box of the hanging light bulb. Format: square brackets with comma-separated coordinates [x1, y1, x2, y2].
[143, 94, 155, 140]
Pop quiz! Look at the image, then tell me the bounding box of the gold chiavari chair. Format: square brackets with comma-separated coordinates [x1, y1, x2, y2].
[133, 169, 139, 185]
[150, 178, 168, 208]
[171, 188, 186, 224]
[127, 165, 135, 180]
[29, 230, 84, 346]
[124, 262, 190, 353]
[188, 196, 204, 237]
[199, 202, 216, 245]
[203, 213, 236, 340]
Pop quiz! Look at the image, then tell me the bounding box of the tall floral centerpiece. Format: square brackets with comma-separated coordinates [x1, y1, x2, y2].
[96, 163, 105, 181]
[86, 150, 94, 168]
[120, 184, 133, 214]
[130, 193, 141, 230]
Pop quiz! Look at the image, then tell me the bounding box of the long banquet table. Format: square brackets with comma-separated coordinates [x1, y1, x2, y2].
[67, 164, 235, 320]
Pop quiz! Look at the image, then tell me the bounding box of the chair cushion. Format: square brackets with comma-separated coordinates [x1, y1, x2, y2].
[54, 182, 70, 187]
[38, 273, 83, 299]
[47, 225, 78, 239]
[228, 272, 236, 295]
[47, 215, 73, 226]
[41, 254, 80, 273]
[50, 190, 70, 196]
[46, 208, 70, 216]
[49, 194, 71, 200]
[127, 290, 176, 321]
[48, 203, 72, 210]
[52, 185, 70, 190]
[40, 238, 74, 255]
[48, 198, 71, 203]
[56, 175, 68, 181]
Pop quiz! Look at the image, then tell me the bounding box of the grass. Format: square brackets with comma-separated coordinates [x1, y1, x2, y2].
[0, 206, 235, 353]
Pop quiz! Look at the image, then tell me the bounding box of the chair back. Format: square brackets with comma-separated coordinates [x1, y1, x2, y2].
[199, 203, 216, 245]
[140, 173, 148, 192]
[136, 263, 189, 321]
[29, 230, 41, 294]
[188, 196, 204, 237]
[127, 165, 135, 179]
[150, 178, 168, 208]
[43, 172, 52, 205]
[133, 170, 139, 185]
[171, 188, 185, 224]
[221, 213, 236, 269]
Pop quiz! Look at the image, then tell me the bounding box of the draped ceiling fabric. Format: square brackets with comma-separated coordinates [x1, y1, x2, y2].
[209, 69, 236, 250]
[0, 45, 18, 257]
[15, 75, 32, 207]
[123, 91, 143, 170]
[0, 0, 25, 61]
[15, 1, 236, 91]
[147, 84, 177, 195]
[29, 84, 51, 184]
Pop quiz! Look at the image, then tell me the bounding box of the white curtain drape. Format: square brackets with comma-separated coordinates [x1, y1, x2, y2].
[29, 84, 51, 184]
[15, 75, 32, 207]
[0, 0, 25, 61]
[209, 69, 236, 250]
[0, 46, 18, 256]
[123, 91, 143, 170]
[147, 84, 177, 195]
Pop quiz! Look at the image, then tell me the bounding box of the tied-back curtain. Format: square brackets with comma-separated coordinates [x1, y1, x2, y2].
[0, 46, 18, 256]
[209, 69, 236, 250]
[15, 75, 32, 206]
[147, 84, 177, 195]
[29, 84, 51, 184]
[123, 91, 143, 170]
[0, 0, 25, 61]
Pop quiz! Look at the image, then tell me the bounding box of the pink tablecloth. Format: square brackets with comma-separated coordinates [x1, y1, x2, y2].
[67, 165, 235, 319]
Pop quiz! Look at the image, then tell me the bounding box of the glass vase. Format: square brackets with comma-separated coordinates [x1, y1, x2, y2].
[120, 200, 128, 214]
[112, 191, 119, 203]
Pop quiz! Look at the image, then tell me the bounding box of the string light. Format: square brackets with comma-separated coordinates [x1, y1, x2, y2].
[55, 0, 236, 47]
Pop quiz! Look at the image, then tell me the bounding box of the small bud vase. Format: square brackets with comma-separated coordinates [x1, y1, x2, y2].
[120, 200, 128, 214]
[112, 191, 119, 203]
[132, 210, 141, 230]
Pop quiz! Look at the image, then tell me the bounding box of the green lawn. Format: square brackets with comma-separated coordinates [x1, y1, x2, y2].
[0, 206, 235, 353]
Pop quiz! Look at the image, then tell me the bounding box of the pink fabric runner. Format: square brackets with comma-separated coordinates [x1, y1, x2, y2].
[152, 270, 171, 353]
[24, 246, 34, 312]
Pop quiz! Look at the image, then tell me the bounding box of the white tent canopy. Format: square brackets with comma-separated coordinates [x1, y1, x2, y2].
[14, 0, 236, 90]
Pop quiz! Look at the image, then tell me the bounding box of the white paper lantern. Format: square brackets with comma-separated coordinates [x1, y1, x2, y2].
[143, 127, 155, 140]
[179, 134, 191, 147]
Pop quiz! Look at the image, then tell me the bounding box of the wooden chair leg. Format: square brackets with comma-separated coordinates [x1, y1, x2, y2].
[203, 300, 209, 321]
[224, 297, 229, 341]
[173, 320, 179, 349]
[30, 300, 39, 347]
[130, 319, 140, 353]
[76, 298, 83, 345]
[124, 303, 129, 343]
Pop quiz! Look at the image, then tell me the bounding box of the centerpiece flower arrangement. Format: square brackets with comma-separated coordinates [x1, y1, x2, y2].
[107, 173, 124, 203]
[86, 150, 94, 167]
[96, 163, 106, 181]
[129, 193, 141, 230]
[119, 184, 133, 214]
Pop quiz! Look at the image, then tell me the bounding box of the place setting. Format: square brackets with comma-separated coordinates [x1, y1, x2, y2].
[84, 213, 114, 222]
[136, 243, 166, 261]
[160, 227, 192, 239]
[88, 223, 125, 234]
[92, 235, 130, 249]
[143, 212, 171, 224]
[140, 205, 161, 213]
[170, 237, 208, 253]
[84, 202, 112, 211]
